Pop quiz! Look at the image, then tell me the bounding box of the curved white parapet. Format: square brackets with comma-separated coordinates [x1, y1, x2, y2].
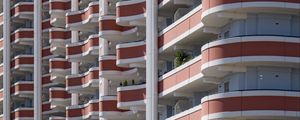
[117, 84, 146, 111]
[66, 1, 99, 31]
[42, 74, 59, 88]
[0, 63, 3, 77]
[99, 55, 138, 80]
[66, 67, 99, 93]
[42, 18, 52, 32]
[0, 38, 3, 52]
[99, 15, 139, 41]
[201, 90, 300, 120]
[0, 89, 3, 102]
[49, 58, 71, 84]
[99, 95, 136, 119]
[0, 12, 3, 26]
[11, 81, 34, 98]
[116, 40, 146, 68]
[66, 34, 99, 62]
[201, 0, 300, 27]
[166, 105, 202, 120]
[201, 36, 300, 78]
[42, 101, 65, 115]
[10, 28, 34, 46]
[49, 87, 71, 107]
[116, 0, 146, 26]
[49, 0, 71, 27]
[11, 108, 34, 120]
[10, 55, 34, 72]
[66, 99, 99, 120]
[42, 46, 57, 60]
[49, 28, 71, 55]
[10, 2, 34, 20]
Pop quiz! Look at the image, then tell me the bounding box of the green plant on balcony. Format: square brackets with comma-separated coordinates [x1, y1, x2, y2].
[175, 50, 191, 67]
[123, 80, 128, 86]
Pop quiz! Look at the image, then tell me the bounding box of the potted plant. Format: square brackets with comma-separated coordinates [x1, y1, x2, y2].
[123, 80, 128, 86]
[175, 50, 191, 67]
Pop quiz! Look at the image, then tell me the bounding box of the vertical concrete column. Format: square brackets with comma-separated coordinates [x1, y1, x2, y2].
[3, 0, 11, 119]
[34, 0, 42, 119]
[71, 0, 79, 106]
[146, 0, 158, 120]
[99, 0, 109, 96]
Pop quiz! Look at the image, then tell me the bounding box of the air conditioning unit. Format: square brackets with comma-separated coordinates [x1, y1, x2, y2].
[174, 8, 189, 21]
[173, 0, 193, 6]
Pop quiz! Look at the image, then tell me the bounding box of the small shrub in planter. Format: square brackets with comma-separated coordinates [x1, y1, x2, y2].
[123, 80, 128, 86]
[175, 50, 192, 67]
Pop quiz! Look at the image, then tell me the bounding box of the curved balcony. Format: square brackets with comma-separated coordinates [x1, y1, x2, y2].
[49, 87, 71, 107]
[99, 96, 135, 119]
[49, 58, 71, 84]
[42, 101, 64, 115]
[42, 46, 57, 60]
[49, 28, 71, 55]
[49, 116, 66, 120]
[116, 41, 146, 68]
[166, 105, 202, 120]
[66, 1, 99, 31]
[0, 89, 3, 102]
[0, 63, 3, 77]
[0, 38, 3, 53]
[0, 38, 4, 52]
[66, 67, 99, 93]
[99, 55, 138, 80]
[201, 90, 300, 119]
[42, 74, 57, 88]
[116, 0, 146, 26]
[0, 12, 3, 26]
[11, 55, 34, 72]
[10, 2, 34, 20]
[201, 36, 300, 78]
[158, 55, 215, 97]
[66, 34, 99, 62]
[11, 108, 34, 120]
[10, 28, 34, 46]
[117, 84, 146, 110]
[42, 19, 52, 32]
[66, 100, 99, 119]
[158, 6, 203, 50]
[201, 0, 300, 27]
[49, 0, 71, 27]
[99, 15, 138, 41]
[11, 81, 34, 98]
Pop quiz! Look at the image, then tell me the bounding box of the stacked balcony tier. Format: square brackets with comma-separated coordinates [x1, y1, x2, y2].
[49, 0, 71, 27]
[116, 0, 146, 26]
[66, 100, 99, 119]
[66, 1, 99, 31]
[66, 35, 99, 62]
[49, 58, 71, 84]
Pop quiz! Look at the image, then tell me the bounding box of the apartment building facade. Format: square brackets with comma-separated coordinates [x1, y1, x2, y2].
[0, 0, 300, 120]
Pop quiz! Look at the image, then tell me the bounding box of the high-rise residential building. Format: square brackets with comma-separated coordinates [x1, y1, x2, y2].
[0, 0, 300, 120]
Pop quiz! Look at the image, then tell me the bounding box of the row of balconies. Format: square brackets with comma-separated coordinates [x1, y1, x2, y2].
[3, 0, 299, 119]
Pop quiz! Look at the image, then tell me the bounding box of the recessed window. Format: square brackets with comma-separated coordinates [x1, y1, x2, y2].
[224, 82, 229, 92]
[224, 31, 229, 39]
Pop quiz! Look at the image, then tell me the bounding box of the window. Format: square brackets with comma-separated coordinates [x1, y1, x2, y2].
[224, 82, 229, 92]
[224, 31, 230, 39]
